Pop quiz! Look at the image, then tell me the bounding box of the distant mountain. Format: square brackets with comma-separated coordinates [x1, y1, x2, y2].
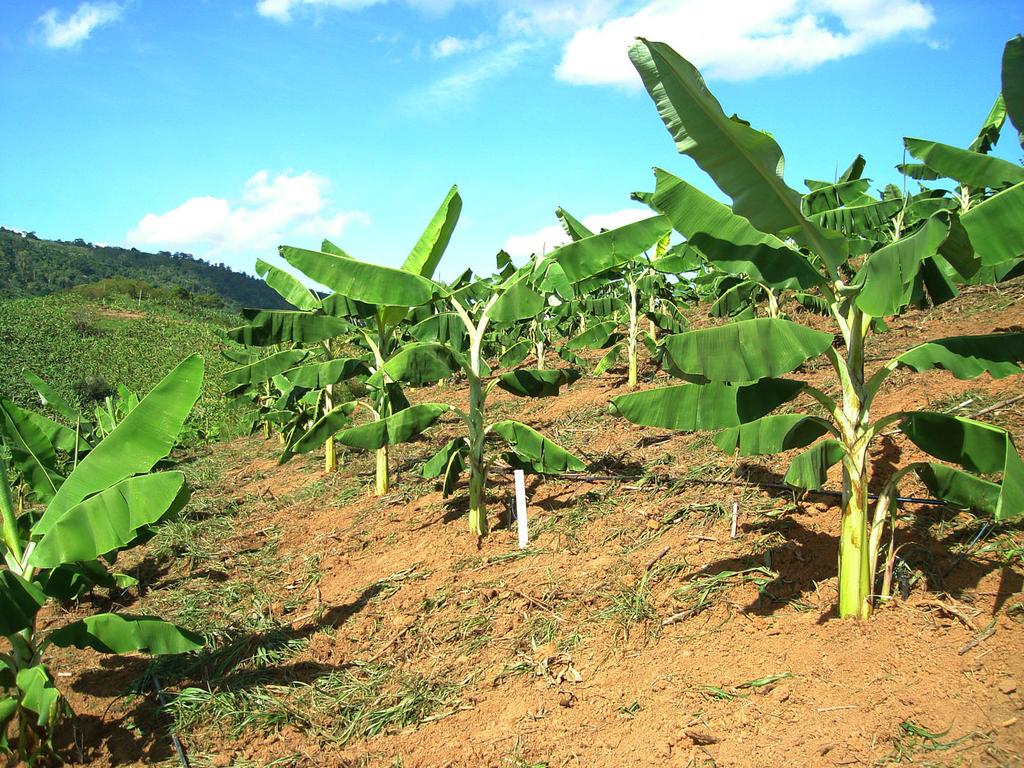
[0, 227, 286, 309]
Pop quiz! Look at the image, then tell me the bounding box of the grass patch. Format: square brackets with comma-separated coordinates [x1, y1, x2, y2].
[597, 561, 687, 641]
[168, 662, 463, 747]
[878, 721, 977, 764]
[668, 566, 776, 620]
[367, 565, 431, 603]
[530, 488, 619, 551]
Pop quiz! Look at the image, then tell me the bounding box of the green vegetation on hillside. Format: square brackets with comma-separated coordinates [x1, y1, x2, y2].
[0, 292, 244, 438]
[0, 227, 287, 309]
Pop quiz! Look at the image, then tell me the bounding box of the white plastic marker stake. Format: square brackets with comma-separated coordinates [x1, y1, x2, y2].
[730, 500, 738, 539]
[514, 469, 529, 549]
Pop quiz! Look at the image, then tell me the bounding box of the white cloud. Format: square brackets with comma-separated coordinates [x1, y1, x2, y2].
[414, 39, 537, 109]
[37, 2, 123, 49]
[497, 0, 621, 37]
[431, 33, 491, 58]
[256, 0, 384, 22]
[432, 35, 467, 57]
[126, 170, 370, 262]
[556, 0, 934, 84]
[503, 206, 654, 258]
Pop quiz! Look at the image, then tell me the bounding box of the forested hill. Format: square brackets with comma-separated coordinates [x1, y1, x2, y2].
[0, 227, 286, 308]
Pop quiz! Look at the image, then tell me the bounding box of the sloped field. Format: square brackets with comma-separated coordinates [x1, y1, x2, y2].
[41, 284, 1024, 768]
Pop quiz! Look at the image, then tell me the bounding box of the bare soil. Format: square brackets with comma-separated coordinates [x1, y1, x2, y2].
[32, 284, 1024, 767]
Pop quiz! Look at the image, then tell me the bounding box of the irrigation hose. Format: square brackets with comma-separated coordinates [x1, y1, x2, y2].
[151, 673, 191, 768]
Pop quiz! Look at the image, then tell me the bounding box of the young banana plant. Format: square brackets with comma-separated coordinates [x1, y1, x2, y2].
[227, 286, 360, 468]
[0, 356, 206, 762]
[611, 38, 1024, 619]
[421, 264, 584, 536]
[268, 186, 464, 495]
[548, 210, 674, 388]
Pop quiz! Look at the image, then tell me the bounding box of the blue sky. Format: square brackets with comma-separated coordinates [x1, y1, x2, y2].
[1, 0, 1021, 284]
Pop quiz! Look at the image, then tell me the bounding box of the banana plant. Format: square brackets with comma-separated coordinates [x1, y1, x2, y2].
[421, 264, 585, 536]
[549, 209, 674, 387]
[20, 371, 99, 454]
[268, 185, 464, 495]
[92, 384, 141, 439]
[0, 356, 205, 762]
[613, 38, 1024, 619]
[228, 262, 372, 472]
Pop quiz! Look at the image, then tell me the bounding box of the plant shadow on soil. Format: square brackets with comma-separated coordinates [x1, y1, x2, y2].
[681, 461, 1024, 623]
[64, 578, 392, 764]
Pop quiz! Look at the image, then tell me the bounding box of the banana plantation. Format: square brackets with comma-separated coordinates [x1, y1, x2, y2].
[3, 33, 1024, 768]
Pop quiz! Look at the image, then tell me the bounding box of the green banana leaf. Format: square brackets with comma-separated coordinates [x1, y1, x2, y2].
[369, 343, 458, 387]
[903, 137, 1024, 188]
[966, 259, 1024, 285]
[662, 318, 833, 382]
[409, 312, 469, 351]
[646, 303, 688, 334]
[803, 177, 870, 211]
[16, 666, 67, 729]
[968, 95, 1006, 154]
[36, 560, 135, 602]
[784, 439, 846, 490]
[224, 349, 310, 386]
[287, 401, 358, 456]
[0, 697, 16, 747]
[496, 368, 580, 398]
[0, 570, 46, 635]
[808, 195, 905, 237]
[490, 282, 545, 324]
[649, 169, 824, 289]
[256, 258, 320, 310]
[651, 243, 703, 274]
[914, 463, 1004, 517]
[490, 420, 585, 473]
[566, 320, 622, 350]
[628, 39, 846, 270]
[402, 184, 461, 279]
[281, 245, 441, 307]
[552, 215, 670, 283]
[898, 333, 1024, 379]
[709, 279, 758, 319]
[854, 212, 975, 317]
[30, 472, 189, 568]
[34, 355, 203, 535]
[319, 292, 376, 319]
[23, 371, 81, 423]
[221, 348, 258, 365]
[283, 358, 370, 389]
[918, 255, 960, 307]
[899, 412, 1023, 520]
[544, 263, 576, 301]
[960, 181, 1024, 265]
[335, 403, 450, 451]
[24, 409, 92, 455]
[422, 437, 467, 478]
[556, 206, 595, 241]
[422, 437, 469, 496]
[714, 414, 832, 456]
[0, 398, 63, 503]
[498, 341, 533, 369]
[47, 613, 204, 654]
[611, 378, 805, 431]
[594, 343, 625, 376]
[897, 162, 942, 181]
[229, 311, 351, 346]
[1005, 35, 1024, 148]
